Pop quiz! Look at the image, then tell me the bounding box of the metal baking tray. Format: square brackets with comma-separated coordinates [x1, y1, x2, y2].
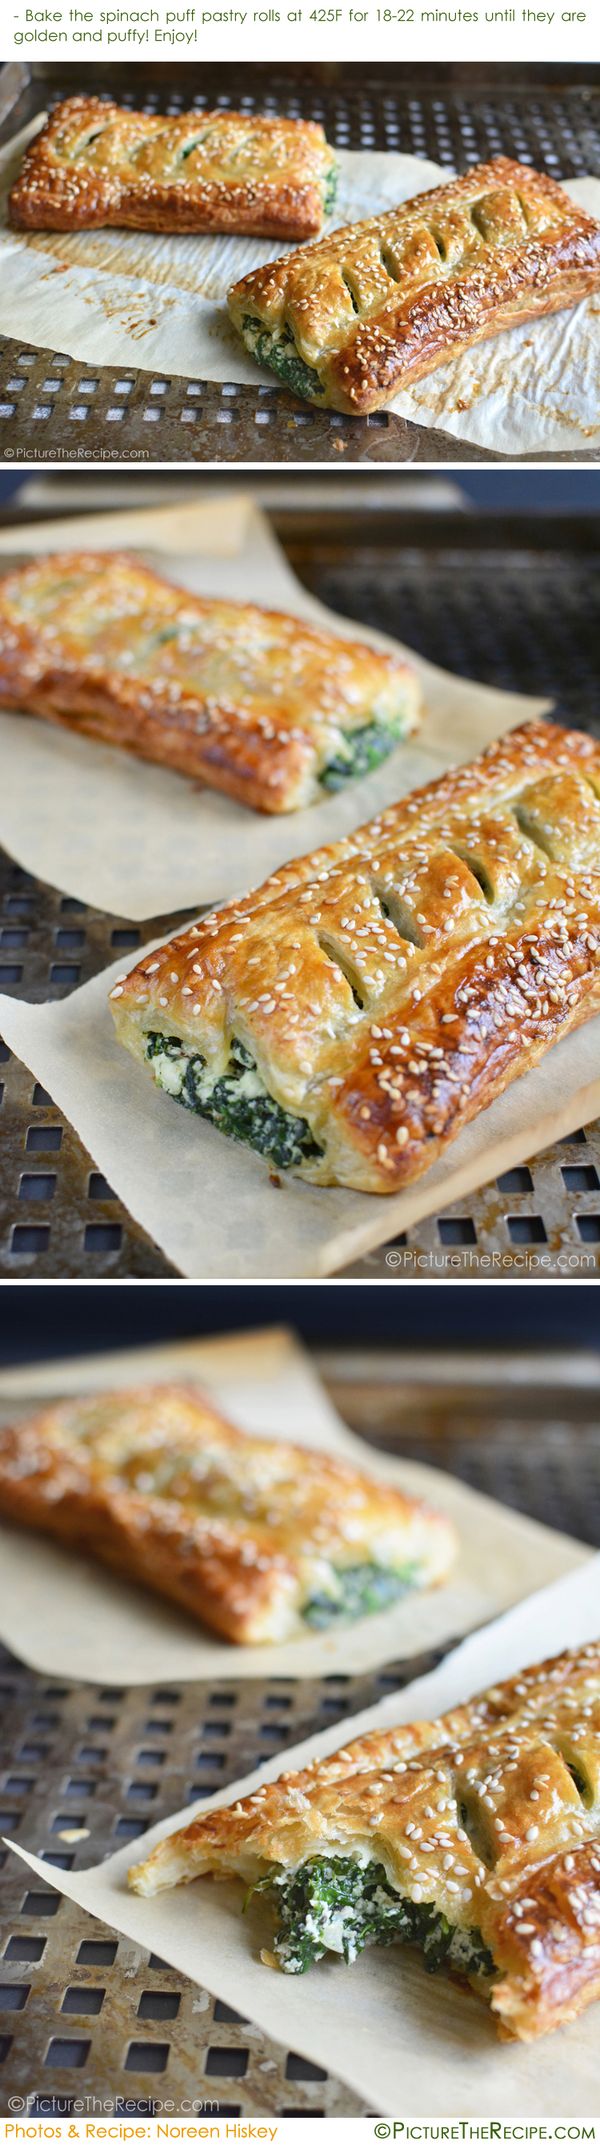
[1, 489, 599, 1278]
[0, 1349, 597, 2118]
[0, 61, 598, 466]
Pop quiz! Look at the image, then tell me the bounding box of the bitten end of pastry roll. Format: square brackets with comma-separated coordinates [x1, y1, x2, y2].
[129, 1641, 600, 2042]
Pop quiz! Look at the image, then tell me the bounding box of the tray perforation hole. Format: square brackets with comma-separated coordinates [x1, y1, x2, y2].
[576, 1216, 600, 1241]
[4, 1938, 46, 1962]
[125, 2042, 170, 2073]
[137, 1993, 181, 2020]
[25, 1128, 62, 1153]
[205, 2049, 249, 2078]
[44, 2038, 91, 2068]
[286, 2054, 328, 2081]
[507, 1215, 548, 1244]
[61, 1989, 105, 2016]
[18, 1175, 56, 1202]
[76, 1943, 117, 1966]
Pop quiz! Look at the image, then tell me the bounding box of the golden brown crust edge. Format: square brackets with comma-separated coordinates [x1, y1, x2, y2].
[8, 95, 335, 240]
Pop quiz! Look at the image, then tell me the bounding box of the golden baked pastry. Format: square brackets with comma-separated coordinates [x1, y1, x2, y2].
[130, 1640, 600, 2042]
[8, 94, 337, 240]
[228, 156, 600, 412]
[110, 717, 600, 1192]
[0, 550, 420, 815]
[0, 1384, 455, 1644]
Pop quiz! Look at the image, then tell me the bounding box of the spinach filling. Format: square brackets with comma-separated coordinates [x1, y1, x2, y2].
[248, 1855, 497, 1981]
[303, 1563, 417, 1629]
[320, 717, 408, 792]
[323, 162, 338, 215]
[144, 1031, 323, 1172]
[242, 314, 322, 404]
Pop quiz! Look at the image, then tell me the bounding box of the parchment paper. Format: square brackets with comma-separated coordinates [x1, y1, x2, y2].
[6, 1557, 600, 2115]
[0, 491, 548, 918]
[1, 119, 598, 455]
[0, 1326, 586, 1684]
[4, 932, 600, 1277]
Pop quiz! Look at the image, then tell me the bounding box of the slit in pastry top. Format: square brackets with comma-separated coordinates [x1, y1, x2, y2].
[110, 717, 600, 1194]
[129, 1640, 600, 2043]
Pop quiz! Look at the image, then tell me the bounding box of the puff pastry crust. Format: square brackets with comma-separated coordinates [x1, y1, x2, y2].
[228, 156, 600, 413]
[130, 1640, 600, 2042]
[110, 717, 600, 1194]
[0, 1384, 455, 1645]
[8, 95, 336, 240]
[0, 549, 420, 815]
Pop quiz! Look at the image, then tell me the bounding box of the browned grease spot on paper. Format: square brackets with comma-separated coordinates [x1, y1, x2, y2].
[23, 227, 214, 295]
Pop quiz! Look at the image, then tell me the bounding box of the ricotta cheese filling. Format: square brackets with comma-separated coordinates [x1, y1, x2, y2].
[248, 1855, 497, 1982]
[144, 1032, 323, 1172]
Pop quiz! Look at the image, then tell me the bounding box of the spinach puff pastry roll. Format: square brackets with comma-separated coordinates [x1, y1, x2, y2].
[0, 1383, 455, 1643]
[228, 156, 600, 413]
[0, 550, 420, 815]
[110, 717, 600, 1193]
[8, 95, 337, 240]
[130, 1640, 600, 2042]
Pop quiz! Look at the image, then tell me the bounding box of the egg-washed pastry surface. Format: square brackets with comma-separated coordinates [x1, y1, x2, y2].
[0, 550, 420, 816]
[0, 1384, 455, 1645]
[8, 94, 337, 240]
[130, 1640, 600, 2042]
[110, 718, 600, 1193]
[228, 156, 600, 413]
